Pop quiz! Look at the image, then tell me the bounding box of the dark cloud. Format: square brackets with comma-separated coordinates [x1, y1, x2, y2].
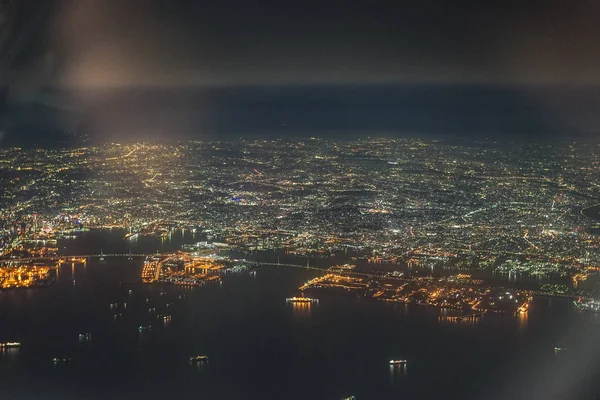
[4, 0, 600, 144]
[41, 0, 600, 88]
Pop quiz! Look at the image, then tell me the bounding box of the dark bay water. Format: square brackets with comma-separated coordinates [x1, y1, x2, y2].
[582, 204, 600, 222]
[1, 232, 600, 399]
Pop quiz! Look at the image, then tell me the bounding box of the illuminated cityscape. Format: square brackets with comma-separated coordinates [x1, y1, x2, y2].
[0, 264, 54, 289]
[1, 139, 599, 295]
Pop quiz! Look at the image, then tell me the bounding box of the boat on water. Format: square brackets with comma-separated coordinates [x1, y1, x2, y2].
[341, 396, 357, 400]
[286, 297, 318, 303]
[138, 325, 152, 332]
[554, 347, 567, 352]
[0, 342, 21, 348]
[389, 359, 407, 365]
[189, 355, 209, 362]
[78, 333, 92, 341]
[125, 232, 139, 241]
[52, 357, 71, 364]
[157, 313, 171, 320]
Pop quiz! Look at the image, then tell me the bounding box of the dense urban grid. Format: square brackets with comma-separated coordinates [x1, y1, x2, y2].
[1, 138, 600, 312]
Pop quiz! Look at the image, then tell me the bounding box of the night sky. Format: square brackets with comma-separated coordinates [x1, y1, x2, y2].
[3, 0, 600, 143]
[43, 0, 600, 87]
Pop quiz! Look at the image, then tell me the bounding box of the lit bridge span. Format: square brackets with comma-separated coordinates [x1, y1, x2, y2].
[6, 254, 158, 263]
[246, 261, 325, 272]
[64, 254, 156, 259]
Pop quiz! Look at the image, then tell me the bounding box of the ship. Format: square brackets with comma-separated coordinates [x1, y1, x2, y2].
[286, 297, 318, 303]
[138, 325, 152, 332]
[389, 359, 407, 365]
[125, 232, 139, 241]
[189, 355, 209, 362]
[0, 342, 21, 348]
[157, 313, 171, 321]
[78, 333, 92, 341]
[554, 347, 567, 352]
[52, 357, 71, 364]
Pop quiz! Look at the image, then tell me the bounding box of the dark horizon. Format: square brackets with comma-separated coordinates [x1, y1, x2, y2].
[4, 83, 600, 146]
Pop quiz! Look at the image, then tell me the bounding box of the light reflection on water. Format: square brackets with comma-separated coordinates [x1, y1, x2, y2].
[0, 231, 597, 399]
[291, 301, 312, 317]
[518, 310, 528, 332]
[390, 363, 408, 387]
